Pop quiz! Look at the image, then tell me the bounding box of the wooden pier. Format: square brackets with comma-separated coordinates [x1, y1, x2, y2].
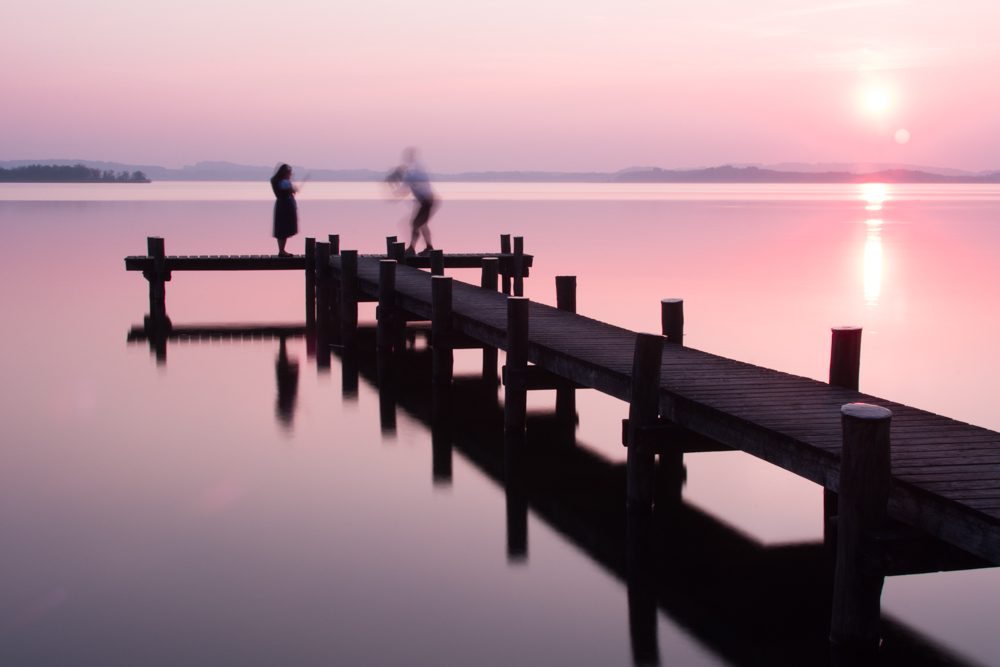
[127, 233, 1000, 656]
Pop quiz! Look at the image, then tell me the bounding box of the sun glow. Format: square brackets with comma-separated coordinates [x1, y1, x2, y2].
[866, 90, 888, 112]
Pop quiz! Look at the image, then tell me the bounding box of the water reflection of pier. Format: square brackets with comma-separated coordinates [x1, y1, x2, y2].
[126, 315, 987, 666]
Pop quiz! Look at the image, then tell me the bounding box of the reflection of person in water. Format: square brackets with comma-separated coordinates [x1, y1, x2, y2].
[270, 164, 298, 257]
[275, 336, 300, 431]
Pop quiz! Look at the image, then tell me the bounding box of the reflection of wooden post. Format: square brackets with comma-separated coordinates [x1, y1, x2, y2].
[305, 237, 316, 325]
[830, 403, 891, 654]
[627, 511, 659, 666]
[430, 249, 444, 276]
[431, 276, 454, 485]
[513, 236, 524, 297]
[661, 298, 683, 345]
[314, 241, 331, 371]
[340, 250, 358, 347]
[506, 464, 528, 563]
[555, 276, 577, 438]
[377, 346, 396, 437]
[481, 258, 500, 382]
[377, 260, 396, 353]
[627, 333, 664, 512]
[831, 326, 862, 391]
[500, 234, 512, 295]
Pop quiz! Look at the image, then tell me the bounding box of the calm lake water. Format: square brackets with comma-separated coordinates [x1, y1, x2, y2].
[1, 182, 999, 666]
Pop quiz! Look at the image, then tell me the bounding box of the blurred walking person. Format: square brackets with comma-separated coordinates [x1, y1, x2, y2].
[387, 148, 437, 255]
[270, 163, 298, 257]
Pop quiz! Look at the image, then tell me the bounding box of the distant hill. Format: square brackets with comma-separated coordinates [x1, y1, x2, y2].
[0, 164, 150, 183]
[2, 159, 998, 184]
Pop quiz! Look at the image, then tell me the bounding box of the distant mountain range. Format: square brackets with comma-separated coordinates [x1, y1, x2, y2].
[2, 159, 998, 184]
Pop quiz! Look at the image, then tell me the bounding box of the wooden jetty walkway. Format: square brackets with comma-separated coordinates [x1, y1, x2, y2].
[127, 233, 1000, 654]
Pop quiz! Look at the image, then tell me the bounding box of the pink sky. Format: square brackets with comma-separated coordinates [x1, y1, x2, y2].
[2, 0, 999, 172]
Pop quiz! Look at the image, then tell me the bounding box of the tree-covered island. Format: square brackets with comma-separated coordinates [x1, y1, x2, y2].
[0, 164, 151, 183]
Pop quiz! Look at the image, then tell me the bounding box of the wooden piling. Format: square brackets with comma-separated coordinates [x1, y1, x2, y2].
[480, 258, 501, 381]
[146, 236, 167, 309]
[830, 402, 892, 653]
[500, 234, 512, 295]
[504, 297, 530, 444]
[513, 236, 524, 297]
[661, 299, 683, 345]
[555, 276, 577, 436]
[430, 249, 445, 276]
[340, 250, 359, 346]
[431, 276, 454, 381]
[431, 276, 454, 484]
[315, 241, 332, 370]
[392, 241, 406, 264]
[328, 234, 339, 255]
[830, 326, 863, 391]
[627, 333, 664, 512]
[386, 236, 397, 256]
[377, 260, 396, 352]
[305, 237, 316, 325]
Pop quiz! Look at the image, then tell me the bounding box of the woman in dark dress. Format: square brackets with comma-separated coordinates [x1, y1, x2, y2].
[270, 164, 298, 256]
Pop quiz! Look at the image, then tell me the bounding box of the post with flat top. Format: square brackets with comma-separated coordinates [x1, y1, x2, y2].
[661, 299, 683, 345]
[392, 241, 406, 265]
[328, 235, 341, 341]
[143, 237, 170, 364]
[340, 250, 359, 347]
[328, 234, 339, 256]
[500, 234, 512, 295]
[431, 276, 454, 484]
[513, 236, 525, 297]
[627, 333, 664, 513]
[305, 237, 316, 325]
[377, 260, 396, 353]
[830, 402, 891, 657]
[481, 257, 500, 383]
[555, 276, 577, 440]
[386, 236, 397, 256]
[504, 296, 530, 562]
[430, 249, 445, 276]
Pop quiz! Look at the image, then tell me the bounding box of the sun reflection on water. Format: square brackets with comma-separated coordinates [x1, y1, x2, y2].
[863, 183, 888, 211]
[865, 218, 882, 305]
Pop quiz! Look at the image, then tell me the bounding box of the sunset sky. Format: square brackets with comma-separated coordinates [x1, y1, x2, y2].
[2, 0, 998, 172]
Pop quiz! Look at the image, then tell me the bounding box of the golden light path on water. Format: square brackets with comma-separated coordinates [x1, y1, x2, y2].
[860, 184, 887, 306]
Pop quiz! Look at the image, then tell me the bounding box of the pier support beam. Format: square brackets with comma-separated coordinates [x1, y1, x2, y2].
[430, 249, 445, 276]
[392, 241, 406, 265]
[661, 298, 683, 345]
[314, 241, 332, 371]
[555, 276, 578, 441]
[627, 333, 664, 513]
[481, 258, 500, 383]
[431, 276, 454, 484]
[513, 236, 525, 297]
[500, 234, 512, 295]
[504, 297, 530, 448]
[340, 250, 359, 347]
[377, 260, 396, 353]
[826, 326, 864, 552]
[385, 236, 397, 256]
[305, 237, 316, 326]
[830, 402, 892, 656]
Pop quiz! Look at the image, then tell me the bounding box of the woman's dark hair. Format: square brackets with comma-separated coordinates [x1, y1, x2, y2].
[273, 164, 291, 181]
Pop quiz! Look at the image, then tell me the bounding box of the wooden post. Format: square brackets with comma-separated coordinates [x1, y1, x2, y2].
[305, 237, 316, 325]
[513, 236, 524, 297]
[627, 333, 664, 512]
[314, 241, 332, 371]
[661, 298, 683, 345]
[555, 276, 577, 438]
[481, 258, 500, 381]
[386, 235, 397, 256]
[500, 234, 512, 295]
[555, 276, 576, 313]
[504, 297, 530, 445]
[377, 260, 396, 353]
[328, 234, 339, 255]
[830, 403, 892, 654]
[145, 236, 167, 310]
[830, 326, 863, 391]
[340, 250, 358, 347]
[392, 241, 406, 264]
[431, 276, 454, 485]
[430, 248, 445, 276]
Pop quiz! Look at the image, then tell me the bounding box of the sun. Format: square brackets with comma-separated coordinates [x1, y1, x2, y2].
[867, 90, 888, 112]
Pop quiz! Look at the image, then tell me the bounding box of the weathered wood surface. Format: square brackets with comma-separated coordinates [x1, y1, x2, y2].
[127, 252, 533, 273]
[330, 254, 1000, 564]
